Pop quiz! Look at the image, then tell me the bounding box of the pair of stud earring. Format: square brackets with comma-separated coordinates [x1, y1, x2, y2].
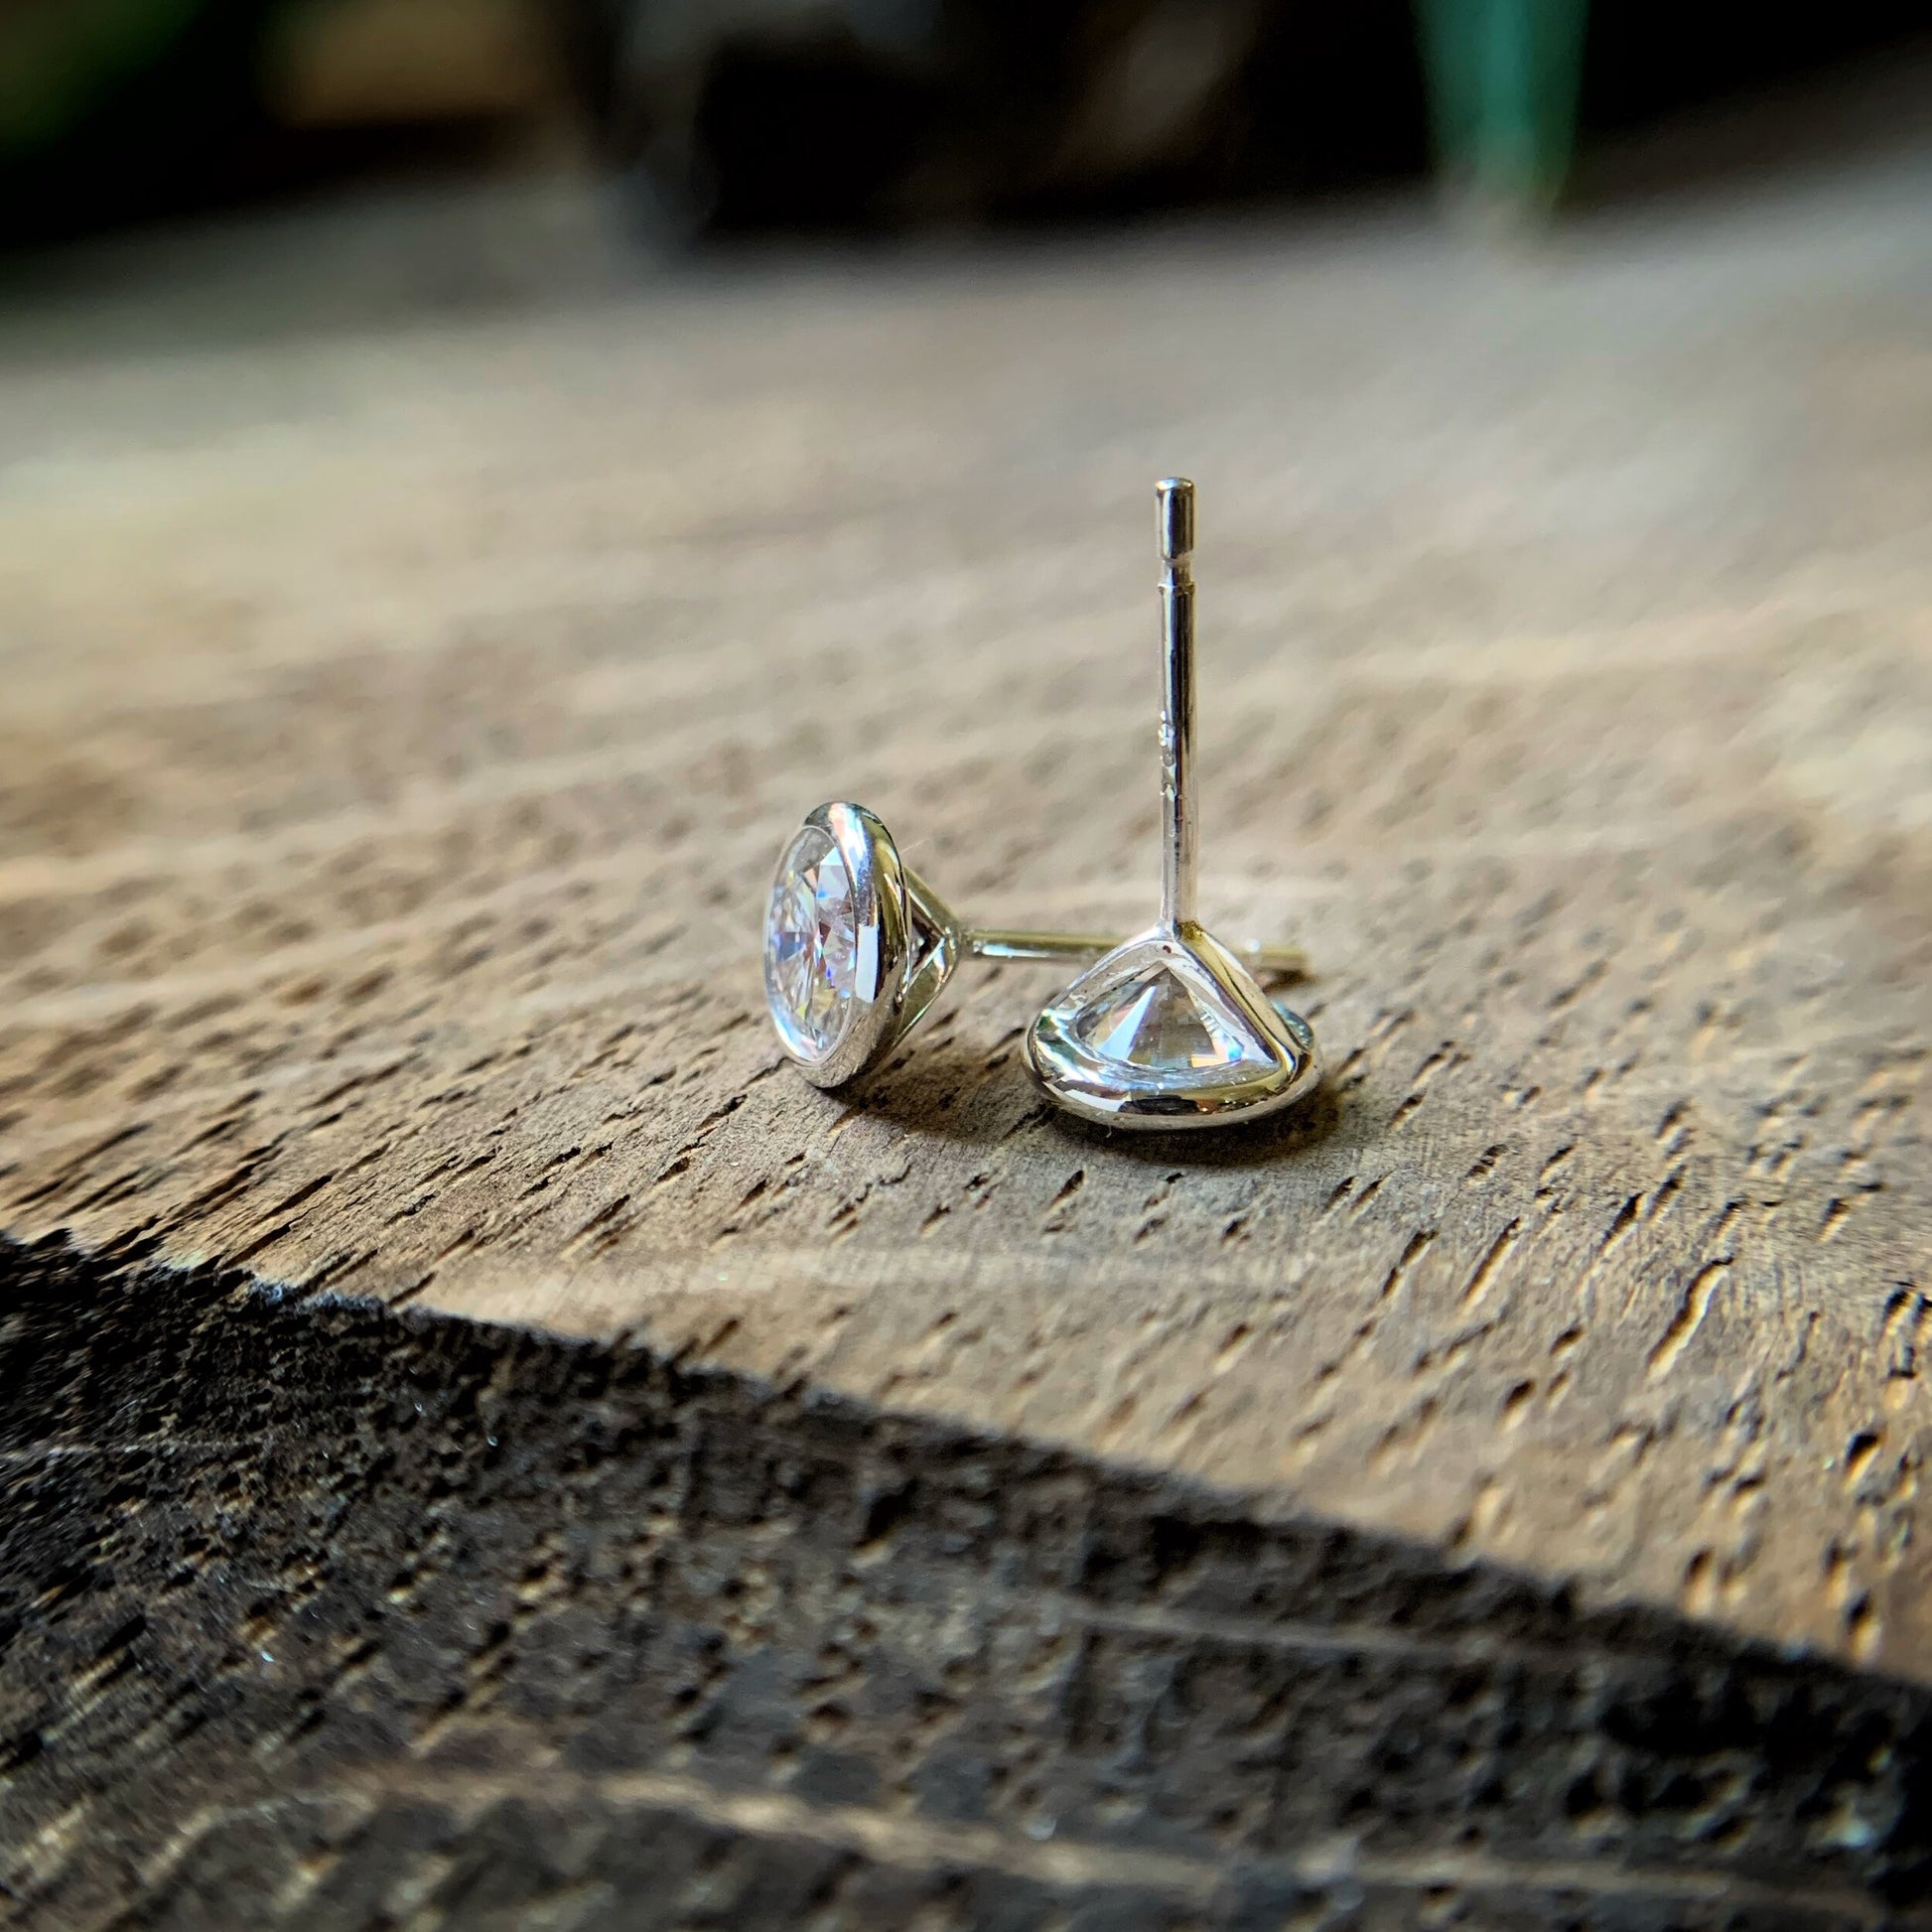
[760, 480, 1321, 1130]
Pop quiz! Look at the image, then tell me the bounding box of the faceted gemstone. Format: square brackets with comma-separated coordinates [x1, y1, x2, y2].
[1070, 961, 1268, 1074]
[764, 824, 858, 1059]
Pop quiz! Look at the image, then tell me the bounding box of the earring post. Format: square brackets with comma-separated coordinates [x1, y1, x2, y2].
[966, 927, 1306, 981]
[1157, 478, 1197, 932]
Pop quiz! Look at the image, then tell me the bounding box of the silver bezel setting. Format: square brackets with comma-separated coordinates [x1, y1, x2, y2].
[1025, 924, 1319, 1129]
[763, 801, 962, 1089]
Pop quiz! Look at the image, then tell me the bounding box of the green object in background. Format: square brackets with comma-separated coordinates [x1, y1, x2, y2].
[1414, 0, 1590, 217]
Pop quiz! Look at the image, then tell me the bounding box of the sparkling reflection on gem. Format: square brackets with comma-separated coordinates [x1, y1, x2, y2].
[764, 825, 858, 1059]
[1070, 962, 1266, 1073]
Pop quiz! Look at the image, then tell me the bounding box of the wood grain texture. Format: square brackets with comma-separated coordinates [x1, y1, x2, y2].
[2, 135, 1930, 1724]
[7, 1234, 1932, 1929]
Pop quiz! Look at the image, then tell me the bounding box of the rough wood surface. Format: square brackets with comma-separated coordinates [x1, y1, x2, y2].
[2, 119, 1930, 1739]
[7, 1234, 1932, 1930]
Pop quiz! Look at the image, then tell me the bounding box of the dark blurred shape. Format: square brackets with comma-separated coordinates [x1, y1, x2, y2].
[0, 0, 563, 246]
[1583, 0, 1932, 129]
[558, 0, 1428, 238]
[563, 0, 1932, 238]
[0, 0, 278, 241]
[3, 0, 1931, 248]
[1408, 0, 1932, 224]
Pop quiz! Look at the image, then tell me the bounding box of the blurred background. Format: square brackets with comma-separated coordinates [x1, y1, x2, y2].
[3, 0, 1930, 256]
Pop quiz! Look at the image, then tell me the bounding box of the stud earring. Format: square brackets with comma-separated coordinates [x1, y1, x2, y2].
[1025, 480, 1321, 1128]
[762, 800, 1304, 1088]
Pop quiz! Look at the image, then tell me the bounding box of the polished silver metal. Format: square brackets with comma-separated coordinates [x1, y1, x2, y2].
[969, 928, 1300, 972]
[762, 800, 1303, 1089]
[1158, 478, 1198, 929]
[1024, 479, 1321, 1129]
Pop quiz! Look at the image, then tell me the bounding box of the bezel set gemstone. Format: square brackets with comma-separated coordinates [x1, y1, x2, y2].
[1026, 927, 1316, 1127]
[761, 804, 894, 1085]
[764, 822, 860, 1062]
[760, 802, 957, 1090]
[1068, 955, 1272, 1079]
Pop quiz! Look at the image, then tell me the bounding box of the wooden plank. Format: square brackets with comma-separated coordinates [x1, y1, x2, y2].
[8, 1236, 1930, 1926]
[2, 153, 1928, 1723]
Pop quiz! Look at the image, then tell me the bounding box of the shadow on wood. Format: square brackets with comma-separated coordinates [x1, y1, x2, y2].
[4, 1232, 1929, 1929]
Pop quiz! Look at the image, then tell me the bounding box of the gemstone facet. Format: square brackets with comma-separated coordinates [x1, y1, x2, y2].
[1025, 927, 1318, 1126]
[764, 823, 858, 1060]
[1070, 961, 1270, 1074]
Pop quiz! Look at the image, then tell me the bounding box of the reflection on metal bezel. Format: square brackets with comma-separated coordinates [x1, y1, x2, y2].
[1024, 926, 1321, 1130]
[763, 802, 910, 1089]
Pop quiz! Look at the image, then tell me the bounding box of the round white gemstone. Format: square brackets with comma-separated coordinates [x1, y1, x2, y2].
[764, 824, 859, 1060]
[1071, 961, 1266, 1074]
